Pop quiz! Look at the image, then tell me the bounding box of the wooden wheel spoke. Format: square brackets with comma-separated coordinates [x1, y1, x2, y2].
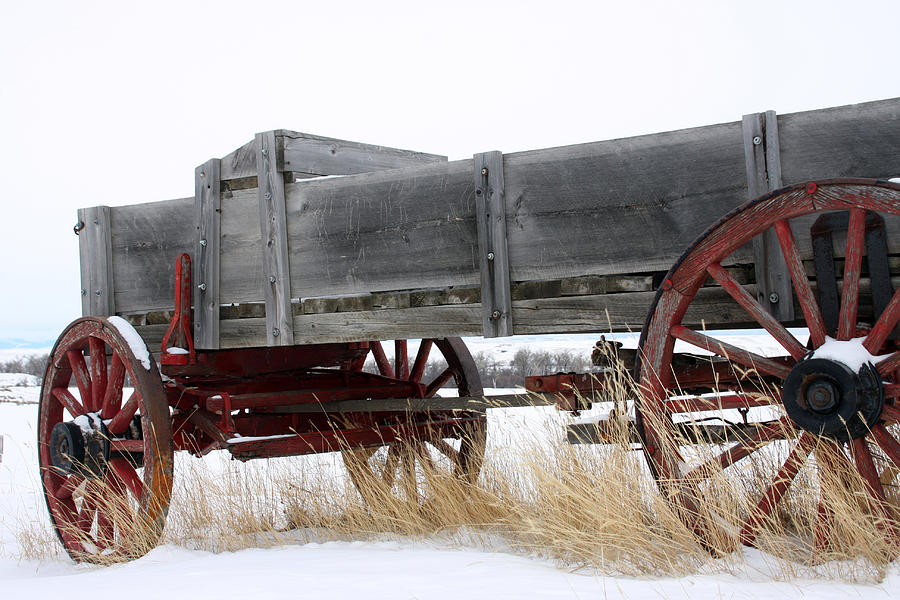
[107, 391, 140, 435]
[370, 342, 395, 379]
[849, 437, 897, 531]
[739, 432, 814, 545]
[865, 287, 900, 354]
[66, 349, 93, 412]
[381, 444, 402, 485]
[424, 368, 454, 398]
[707, 263, 806, 360]
[52, 386, 87, 418]
[872, 424, 900, 468]
[671, 325, 792, 379]
[837, 208, 866, 340]
[109, 457, 144, 500]
[101, 353, 126, 419]
[54, 473, 84, 501]
[88, 338, 107, 413]
[427, 437, 461, 466]
[876, 352, 900, 378]
[400, 447, 418, 501]
[774, 220, 827, 347]
[409, 340, 433, 384]
[394, 340, 409, 380]
[76, 496, 96, 534]
[686, 418, 791, 480]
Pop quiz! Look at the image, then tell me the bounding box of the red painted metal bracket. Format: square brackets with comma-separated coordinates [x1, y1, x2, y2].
[161, 253, 196, 366]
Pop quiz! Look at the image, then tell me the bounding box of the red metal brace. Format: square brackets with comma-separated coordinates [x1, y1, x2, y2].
[161, 253, 197, 366]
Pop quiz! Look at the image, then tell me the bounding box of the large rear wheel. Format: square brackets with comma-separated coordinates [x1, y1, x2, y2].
[635, 180, 900, 556]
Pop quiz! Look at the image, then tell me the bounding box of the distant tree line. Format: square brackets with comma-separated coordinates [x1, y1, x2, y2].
[0, 354, 49, 379]
[420, 348, 590, 389]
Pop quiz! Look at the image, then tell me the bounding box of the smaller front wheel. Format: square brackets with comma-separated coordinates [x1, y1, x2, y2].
[39, 317, 173, 562]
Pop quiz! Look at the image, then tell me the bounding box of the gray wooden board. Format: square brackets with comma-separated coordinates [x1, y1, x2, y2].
[100, 98, 900, 346]
[78, 206, 115, 316]
[256, 131, 294, 346]
[195, 159, 222, 349]
[109, 198, 193, 313]
[135, 285, 757, 349]
[281, 130, 446, 175]
[777, 98, 900, 183]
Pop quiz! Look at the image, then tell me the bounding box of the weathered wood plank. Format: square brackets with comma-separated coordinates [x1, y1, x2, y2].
[256, 131, 294, 346]
[474, 151, 512, 337]
[220, 137, 258, 181]
[194, 159, 222, 349]
[743, 110, 793, 321]
[284, 159, 481, 300]
[78, 206, 115, 316]
[109, 198, 193, 313]
[778, 98, 900, 182]
[280, 130, 446, 175]
[503, 120, 751, 282]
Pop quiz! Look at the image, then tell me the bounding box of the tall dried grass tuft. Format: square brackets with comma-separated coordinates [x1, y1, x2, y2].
[12, 356, 899, 581]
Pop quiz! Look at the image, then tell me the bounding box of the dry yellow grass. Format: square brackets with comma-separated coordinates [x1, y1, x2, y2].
[13, 357, 899, 582]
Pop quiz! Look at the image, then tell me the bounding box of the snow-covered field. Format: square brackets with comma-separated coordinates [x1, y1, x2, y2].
[1, 333, 899, 598]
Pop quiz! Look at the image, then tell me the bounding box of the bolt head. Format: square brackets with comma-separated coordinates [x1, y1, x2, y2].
[475, 189, 483, 196]
[81, 289, 87, 296]
[95, 290, 102, 296]
[265, 192, 272, 200]
[752, 135, 762, 146]
[768, 292, 780, 304]
[198, 283, 207, 291]
[199, 239, 208, 247]
[491, 310, 502, 319]
[269, 276, 277, 284]
[272, 328, 280, 337]
[487, 252, 495, 261]
[481, 167, 489, 176]
[261, 148, 268, 156]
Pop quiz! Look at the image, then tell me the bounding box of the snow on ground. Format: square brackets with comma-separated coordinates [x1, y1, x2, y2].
[1, 378, 898, 598]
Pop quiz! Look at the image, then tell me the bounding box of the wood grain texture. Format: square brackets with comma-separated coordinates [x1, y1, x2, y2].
[474, 151, 512, 337]
[256, 131, 294, 346]
[78, 206, 115, 316]
[743, 111, 793, 321]
[194, 158, 222, 349]
[220, 137, 258, 181]
[109, 198, 193, 313]
[503, 120, 750, 282]
[280, 130, 446, 175]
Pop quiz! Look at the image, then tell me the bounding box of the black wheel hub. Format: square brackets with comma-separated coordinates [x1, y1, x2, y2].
[782, 358, 883, 442]
[49, 418, 110, 478]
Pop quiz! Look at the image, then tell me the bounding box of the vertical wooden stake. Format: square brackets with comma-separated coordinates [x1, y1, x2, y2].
[77, 206, 115, 317]
[474, 151, 512, 338]
[743, 111, 793, 321]
[194, 158, 222, 349]
[256, 131, 295, 346]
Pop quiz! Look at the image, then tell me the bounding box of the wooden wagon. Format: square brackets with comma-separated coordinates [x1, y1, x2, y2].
[41, 97, 900, 561]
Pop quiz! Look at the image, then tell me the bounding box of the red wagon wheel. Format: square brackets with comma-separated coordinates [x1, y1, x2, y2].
[635, 180, 900, 555]
[38, 317, 173, 562]
[342, 337, 486, 505]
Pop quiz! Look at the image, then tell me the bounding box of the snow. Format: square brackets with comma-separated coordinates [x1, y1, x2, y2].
[1, 334, 899, 597]
[0, 373, 39, 387]
[809, 336, 884, 372]
[227, 433, 297, 444]
[165, 347, 189, 355]
[107, 316, 152, 371]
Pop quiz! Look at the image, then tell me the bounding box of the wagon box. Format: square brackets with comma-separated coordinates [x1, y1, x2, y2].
[39, 97, 900, 562]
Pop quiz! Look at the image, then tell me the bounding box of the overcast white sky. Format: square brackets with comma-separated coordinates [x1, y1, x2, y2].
[1, 0, 898, 347]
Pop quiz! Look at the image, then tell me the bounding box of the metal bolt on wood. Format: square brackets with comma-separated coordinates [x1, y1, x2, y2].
[487, 252, 495, 261]
[491, 310, 502, 320]
[269, 276, 276, 284]
[769, 292, 780, 304]
[261, 148, 268, 156]
[198, 283, 207, 291]
[481, 167, 489, 176]
[95, 290, 102, 296]
[199, 239, 207, 247]
[752, 135, 762, 145]
[272, 328, 280, 337]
